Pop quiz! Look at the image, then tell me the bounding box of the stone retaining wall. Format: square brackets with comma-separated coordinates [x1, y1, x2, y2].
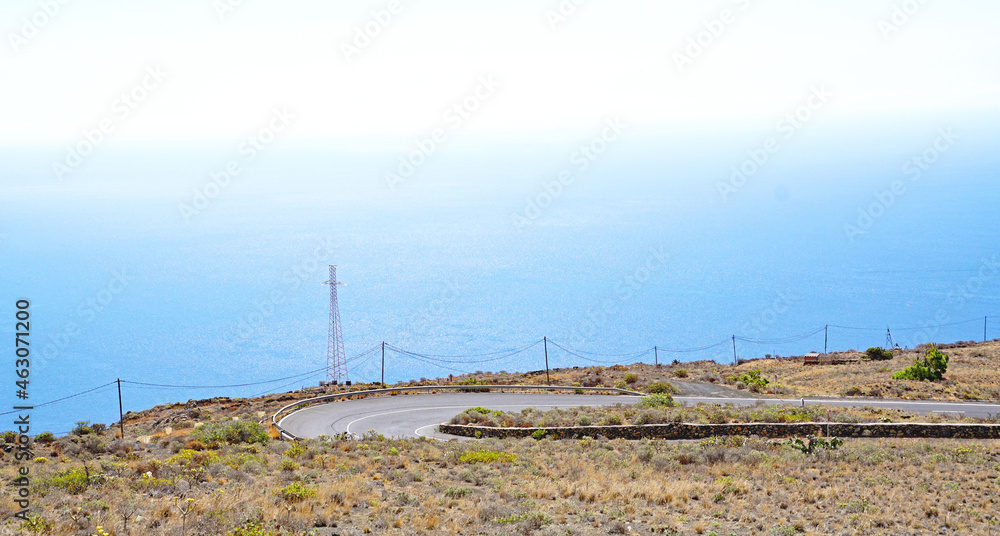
[438, 422, 1000, 440]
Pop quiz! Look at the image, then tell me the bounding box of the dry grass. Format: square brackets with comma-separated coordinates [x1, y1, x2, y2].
[5, 428, 1000, 535]
[450, 401, 995, 429]
[4, 341, 1000, 534]
[426, 340, 1000, 402]
[715, 341, 1000, 400]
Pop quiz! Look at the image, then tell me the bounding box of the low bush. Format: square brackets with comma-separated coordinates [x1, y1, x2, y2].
[167, 449, 220, 469]
[646, 381, 678, 394]
[275, 481, 316, 502]
[228, 520, 294, 536]
[445, 487, 472, 498]
[193, 421, 270, 446]
[866, 347, 894, 361]
[459, 450, 516, 464]
[600, 414, 623, 426]
[893, 345, 949, 381]
[46, 467, 90, 494]
[71, 421, 93, 436]
[729, 370, 768, 392]
[639, 394, 676, 408]
[787, 436, 843, 455]
[457, 377, 491, 392]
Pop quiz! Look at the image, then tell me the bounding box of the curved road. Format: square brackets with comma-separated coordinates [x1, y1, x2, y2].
[278, 392, 1000, 440]
[279, 392, 640, 440]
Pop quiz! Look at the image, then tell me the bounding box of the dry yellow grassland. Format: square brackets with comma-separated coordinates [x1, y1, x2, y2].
[4, 428, 1000, 536]
[5, 340, 1000, 535]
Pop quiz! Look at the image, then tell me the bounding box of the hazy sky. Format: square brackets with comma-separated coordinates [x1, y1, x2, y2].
[2, 0, 998, 149]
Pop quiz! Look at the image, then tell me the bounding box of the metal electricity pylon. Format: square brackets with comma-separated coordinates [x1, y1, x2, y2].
[323, 265, 347, 384]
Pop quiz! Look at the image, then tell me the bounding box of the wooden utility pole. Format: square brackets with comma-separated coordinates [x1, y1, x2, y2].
[732, 335, 737, 365]
[117, 379, 124, 439]
[654, 346, 658, 366]
[381, 342, 385, 386]
[543, 337, 550, 385]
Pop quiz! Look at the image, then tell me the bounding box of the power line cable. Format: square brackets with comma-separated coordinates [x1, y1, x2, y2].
[0, 381, 118, 416]
[656, 339, 731, 353]
[736, 326, 826, 345]
[386, 339, 542, 359]
[402, 352, 477, 375]
[121, 367, 330, 390]
[828, 324, 884, 332]
[886, 317, 986, 332]
[547, 341, 653, 365]
[547, 341, 654, 359]
[386, 339, 542, 364]
[250, 370, 329, 399]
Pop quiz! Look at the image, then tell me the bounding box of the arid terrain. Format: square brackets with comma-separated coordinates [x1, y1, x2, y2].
[3, 340, 1000, 535]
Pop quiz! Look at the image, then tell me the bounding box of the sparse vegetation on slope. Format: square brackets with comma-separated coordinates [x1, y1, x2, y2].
[4, 340, 1000, 534]
[6, 424, 1000, 535]
[450, 401, 990, 429]
[893, 344, 949, 381]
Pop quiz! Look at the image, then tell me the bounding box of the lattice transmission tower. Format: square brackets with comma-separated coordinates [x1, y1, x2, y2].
[323, 265, 348, 384]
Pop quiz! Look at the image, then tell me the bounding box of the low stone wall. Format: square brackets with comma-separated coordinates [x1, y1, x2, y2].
[438, 422, 1000, 440]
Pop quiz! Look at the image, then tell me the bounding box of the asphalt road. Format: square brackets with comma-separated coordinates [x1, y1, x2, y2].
[277, 392, 1000, 440]
[278, 392, 640, 440]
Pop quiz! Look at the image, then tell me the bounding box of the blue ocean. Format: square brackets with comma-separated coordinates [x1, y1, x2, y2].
[3, 116, 1000, 434]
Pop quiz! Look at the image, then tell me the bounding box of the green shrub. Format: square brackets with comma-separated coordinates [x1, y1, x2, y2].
[866, 347, 893, 361]
[275, 481, 316, 502]
[221, 452, 269, 471]
[494, 512, 552, 526]
[892, 345, 948, 381]
[531, 429, 549, 440]
[167, 449, 220, 469]
[34, 431, 55, 444]
[646, 381, 679, 394]
[600, 414, 624, 426]
[673, 369, 689, 378]
[457, 377, 491, 392]
[284, 444, 306, 459]
[47, 467, 90, 494]
[730, 370, 768, 392]
[459, 450, 516, 464]
[623, 372, 638, 384]
[613, 380, 627, 389]
[639, 393, 676, 408]
[228, 520, 293, 536]
[467, 407, 504, 416]
[193, 421, 270, 445]
[457, 377, 489, 385]
[17, 515, 52, 535]
[445, 487, 472, 498]
[788, 436, 843, 455]
[71, 421, 92, 436]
